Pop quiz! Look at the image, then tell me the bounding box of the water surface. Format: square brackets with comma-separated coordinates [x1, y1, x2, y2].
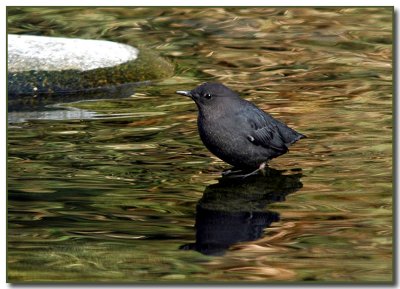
[7, 7, 392, 282]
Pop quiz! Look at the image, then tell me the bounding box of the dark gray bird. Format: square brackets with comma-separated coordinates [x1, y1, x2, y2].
[176, 82, 306, 175]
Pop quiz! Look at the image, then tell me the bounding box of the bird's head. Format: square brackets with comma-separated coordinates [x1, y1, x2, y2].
[176, 82, 240, 110]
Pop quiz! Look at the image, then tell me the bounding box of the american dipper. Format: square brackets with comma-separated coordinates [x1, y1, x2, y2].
[176, 82, 306, 175]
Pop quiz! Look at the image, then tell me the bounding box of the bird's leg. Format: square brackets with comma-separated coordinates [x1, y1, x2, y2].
[259, 162, 267, 176]
[240, 162, 267, 178]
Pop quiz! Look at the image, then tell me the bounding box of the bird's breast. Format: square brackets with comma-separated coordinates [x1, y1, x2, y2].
[198, 113, 244, 151]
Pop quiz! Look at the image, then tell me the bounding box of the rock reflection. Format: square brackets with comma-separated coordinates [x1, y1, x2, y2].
[180, 167, 303, 256]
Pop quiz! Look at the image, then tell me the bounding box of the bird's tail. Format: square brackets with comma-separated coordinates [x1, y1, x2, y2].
[286, 130, 306, 147]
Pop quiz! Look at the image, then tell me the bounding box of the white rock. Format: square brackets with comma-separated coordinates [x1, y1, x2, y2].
[8, 34, 139, 72]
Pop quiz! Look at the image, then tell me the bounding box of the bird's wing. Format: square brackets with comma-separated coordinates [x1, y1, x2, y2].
[242, 104, 290, 153]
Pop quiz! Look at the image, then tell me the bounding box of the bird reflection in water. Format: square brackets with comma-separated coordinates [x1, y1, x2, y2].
[180, 167, 303, 256]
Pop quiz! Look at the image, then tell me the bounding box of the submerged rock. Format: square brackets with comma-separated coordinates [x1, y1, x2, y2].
[8, 34, 174, 97]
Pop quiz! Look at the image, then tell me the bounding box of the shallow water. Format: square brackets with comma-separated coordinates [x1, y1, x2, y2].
[7, 7, 392, 282]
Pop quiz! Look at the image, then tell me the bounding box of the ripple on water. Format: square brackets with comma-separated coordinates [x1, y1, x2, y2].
[7, 7, 392, 283]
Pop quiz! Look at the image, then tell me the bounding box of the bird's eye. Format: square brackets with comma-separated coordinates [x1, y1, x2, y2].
[204, 93, 212, 99]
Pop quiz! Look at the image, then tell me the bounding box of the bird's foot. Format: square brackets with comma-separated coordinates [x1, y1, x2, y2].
[240, 162, 267, 179]
[222, 163, 267, 179]
[221, 168, 244, 177]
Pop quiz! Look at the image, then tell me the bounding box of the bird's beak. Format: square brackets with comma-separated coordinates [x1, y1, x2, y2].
[176, 90, 192, 98]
